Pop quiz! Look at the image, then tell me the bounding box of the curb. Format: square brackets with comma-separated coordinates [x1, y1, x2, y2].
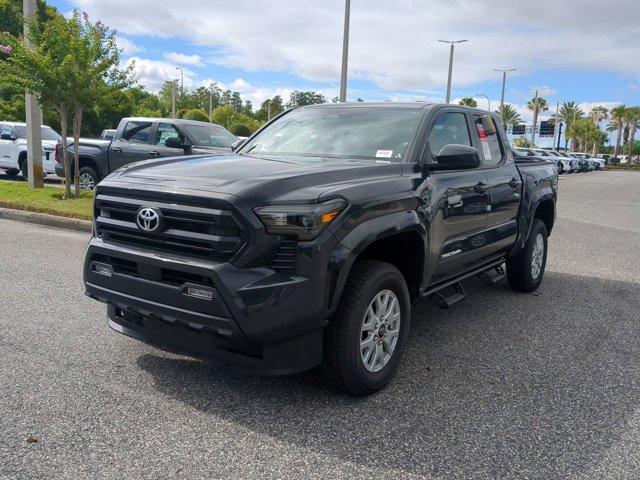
[0, 207, 92, 233]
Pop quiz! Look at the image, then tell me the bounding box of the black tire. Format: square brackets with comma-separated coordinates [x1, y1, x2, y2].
[323, 259, 411, 396]
[506, 219, 548, 292]
[77, 166, 99, 191]
[4, 168, 19, 179]
[19, 157, 28, 180]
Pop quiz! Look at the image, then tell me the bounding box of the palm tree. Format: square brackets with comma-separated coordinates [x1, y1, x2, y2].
[495, 104, 522, 128]
[459, 97, 477, 108]
[527, 96, 548, 113]
[588, 106, 608, 125]
[610, 104, 627, 158]
[624, 107, 640, 155]
[555, 101, 584, 149]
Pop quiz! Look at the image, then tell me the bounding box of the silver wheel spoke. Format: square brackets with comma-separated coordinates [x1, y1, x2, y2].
[360, 289, 402, 373]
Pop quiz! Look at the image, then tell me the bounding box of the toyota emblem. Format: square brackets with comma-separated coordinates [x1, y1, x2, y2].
[136, 207, 162, 232]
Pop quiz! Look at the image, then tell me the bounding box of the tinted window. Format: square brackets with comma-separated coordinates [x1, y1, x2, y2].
[155, 123, 184, 146]
[428, 112, 471, 157]
[0, 124, 13, 137]
[240, 107, 421, 161]
[185, 124, 237, 148]
[13, 125, 61, 141]
[122, 121, 152, 143]
[473, 115, 503, 167]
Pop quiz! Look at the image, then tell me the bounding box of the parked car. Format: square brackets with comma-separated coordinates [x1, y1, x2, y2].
[0, 122, 60, 179]
[100, 129, 117, 141]
[83, 103, 558, 396]
[568, 154, 590, 172]
[528, 148, 573, 173]
[56, 117, 238, 190]
[511, 147, 562, 173]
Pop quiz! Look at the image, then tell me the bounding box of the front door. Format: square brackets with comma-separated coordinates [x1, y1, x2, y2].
[0, 124, 17, 169]
[109, 120, 153, 172]
[419, 109, 490, 285]
[149, 122, 188, 159]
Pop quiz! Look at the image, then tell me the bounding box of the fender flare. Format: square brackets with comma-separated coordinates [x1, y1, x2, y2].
[510, 188, 555, 256]
[325, 211, 427, 315]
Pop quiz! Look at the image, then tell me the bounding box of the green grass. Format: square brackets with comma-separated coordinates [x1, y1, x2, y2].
[605, 164, 640, 171]
[0, 180, 93, 220]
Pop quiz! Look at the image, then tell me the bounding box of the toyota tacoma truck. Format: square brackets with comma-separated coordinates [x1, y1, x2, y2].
[55, 117, 238, 190]
[84, 103, 557, 396]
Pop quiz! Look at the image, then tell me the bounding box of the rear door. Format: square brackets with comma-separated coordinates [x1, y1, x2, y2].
[420, 108, 490, 284]
[109, 120, 153, 172]
[471, 114, 521, 258]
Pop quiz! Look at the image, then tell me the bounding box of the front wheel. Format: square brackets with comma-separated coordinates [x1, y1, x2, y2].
[323, 260, 410, 396]
[3, 168, 19, 179]
[506, 219, 548, 292]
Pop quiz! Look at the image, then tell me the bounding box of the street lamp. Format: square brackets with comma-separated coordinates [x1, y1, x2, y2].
[339, 0, 351, 102]
[475, 94, 490, 111]
[494, 68, 517, 121]
[439, 39, 468, 103]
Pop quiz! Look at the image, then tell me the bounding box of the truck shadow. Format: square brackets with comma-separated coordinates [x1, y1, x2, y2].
[136, 271, 640, 478]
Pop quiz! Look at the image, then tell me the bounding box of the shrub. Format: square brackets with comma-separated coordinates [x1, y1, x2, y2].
[230, 123, 253, 137]
[182, 109, 209, 122]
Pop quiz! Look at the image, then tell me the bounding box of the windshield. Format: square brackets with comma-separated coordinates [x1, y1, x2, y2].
[533, 150, 549, 157]
[239, 106, 422, 161]
[15, 125, 61, 141]
[184, 124, 237, 148]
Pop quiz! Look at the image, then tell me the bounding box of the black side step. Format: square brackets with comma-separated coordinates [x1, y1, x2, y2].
[429, 282, 465, 309]
[478, 264, 506, 285]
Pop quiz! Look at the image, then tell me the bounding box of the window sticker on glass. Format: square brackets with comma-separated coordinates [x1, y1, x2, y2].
[375, 149, 393, 158]
[476, 124, 492, 160]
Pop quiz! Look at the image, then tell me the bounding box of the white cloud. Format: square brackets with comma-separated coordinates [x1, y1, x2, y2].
[163, 52, 204, 66]
[72, 0, 640, 91]
[116, 37, 145, 55]
[125, 57, 197, 91]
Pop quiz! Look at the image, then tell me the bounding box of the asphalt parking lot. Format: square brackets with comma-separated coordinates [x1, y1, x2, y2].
[1, 171, 639, 479]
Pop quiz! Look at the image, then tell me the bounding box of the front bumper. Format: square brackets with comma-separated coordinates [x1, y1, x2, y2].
[84, 237, 328, 375]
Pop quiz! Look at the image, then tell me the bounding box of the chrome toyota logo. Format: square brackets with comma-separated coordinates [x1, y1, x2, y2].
[136, 207, 162, 232]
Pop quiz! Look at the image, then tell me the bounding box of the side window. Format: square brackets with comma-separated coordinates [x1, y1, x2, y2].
[121, 121, 152, 144]
[0, 124, 12, 136]
[155, 123, 184, 146]
[473, 115, 504, 167]
[428, 112, 471, 158]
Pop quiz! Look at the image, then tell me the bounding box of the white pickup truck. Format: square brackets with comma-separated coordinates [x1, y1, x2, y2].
[0, 122, 60, 179]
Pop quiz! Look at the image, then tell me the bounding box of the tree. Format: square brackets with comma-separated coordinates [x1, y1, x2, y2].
[624, 107, 640, 155]
[1, 11, 132, 197]
[286, 90, 326, 108]
[555, 101, 584, 149]
[527, 96, 548, 113]
[458, 97, 477, 107]
[610, 105, 627, 158]
[566, 118, 606, 154]
[588, 105, 608, 125]
[182, 108, 209, 122]
[495, 104, 521, 128]
[255, 95, 284, 122]
[210, 104, 261, 133]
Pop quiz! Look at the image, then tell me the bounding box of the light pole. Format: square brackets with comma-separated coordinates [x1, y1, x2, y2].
[439, 39, 467, 103]
[529, 87, 548, 145]
[494, 68, 517, 122]
[552, 101, 560, 149]
[339, 0, 350, 102]
[475, 94, 490, 111]
[175, 66, 184, 91]
[171, 80, 176, 118]
[23, 0, 43, 188]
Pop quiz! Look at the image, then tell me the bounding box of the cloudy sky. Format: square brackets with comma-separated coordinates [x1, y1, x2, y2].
[50, 0, 640, 143]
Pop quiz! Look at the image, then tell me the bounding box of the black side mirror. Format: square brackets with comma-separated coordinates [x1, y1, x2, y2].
[0, 132, 17, 141]
[431, 144, 480, 170]
[231, 138, 246, 152]
[164, 136, 184, 149]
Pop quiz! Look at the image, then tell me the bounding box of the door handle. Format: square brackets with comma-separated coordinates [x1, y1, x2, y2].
[149, 150, 160, 157]
[112, 147, 123, 153]
[474, 182, 488, 194]
[509, 177, 520, 188]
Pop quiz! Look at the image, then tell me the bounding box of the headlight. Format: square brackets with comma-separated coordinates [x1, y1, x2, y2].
[254, 199, 347, 241]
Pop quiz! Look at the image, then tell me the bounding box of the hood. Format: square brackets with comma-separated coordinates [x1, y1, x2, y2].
[103, 153, 404, 206]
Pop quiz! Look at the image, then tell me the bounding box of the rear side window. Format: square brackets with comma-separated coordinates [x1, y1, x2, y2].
[122, 121, 152, 144]
[155, 123, 184, 146]
[428, 112, 471, 157]
[473, 115, 503, 167]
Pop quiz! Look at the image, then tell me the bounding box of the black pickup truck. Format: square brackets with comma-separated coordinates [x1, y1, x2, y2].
[84, 103, 557, 396]
[55, 117, 237, 190]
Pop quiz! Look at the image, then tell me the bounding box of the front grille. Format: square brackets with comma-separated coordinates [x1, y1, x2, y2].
[95, 193, 244, 260]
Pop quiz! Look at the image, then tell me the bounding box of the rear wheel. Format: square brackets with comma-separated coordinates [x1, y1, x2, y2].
[506, 219, 548, 292]
[78, 166, 99, 191]
[323, 260, 410, 396]
[19, 158, 28, 180]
